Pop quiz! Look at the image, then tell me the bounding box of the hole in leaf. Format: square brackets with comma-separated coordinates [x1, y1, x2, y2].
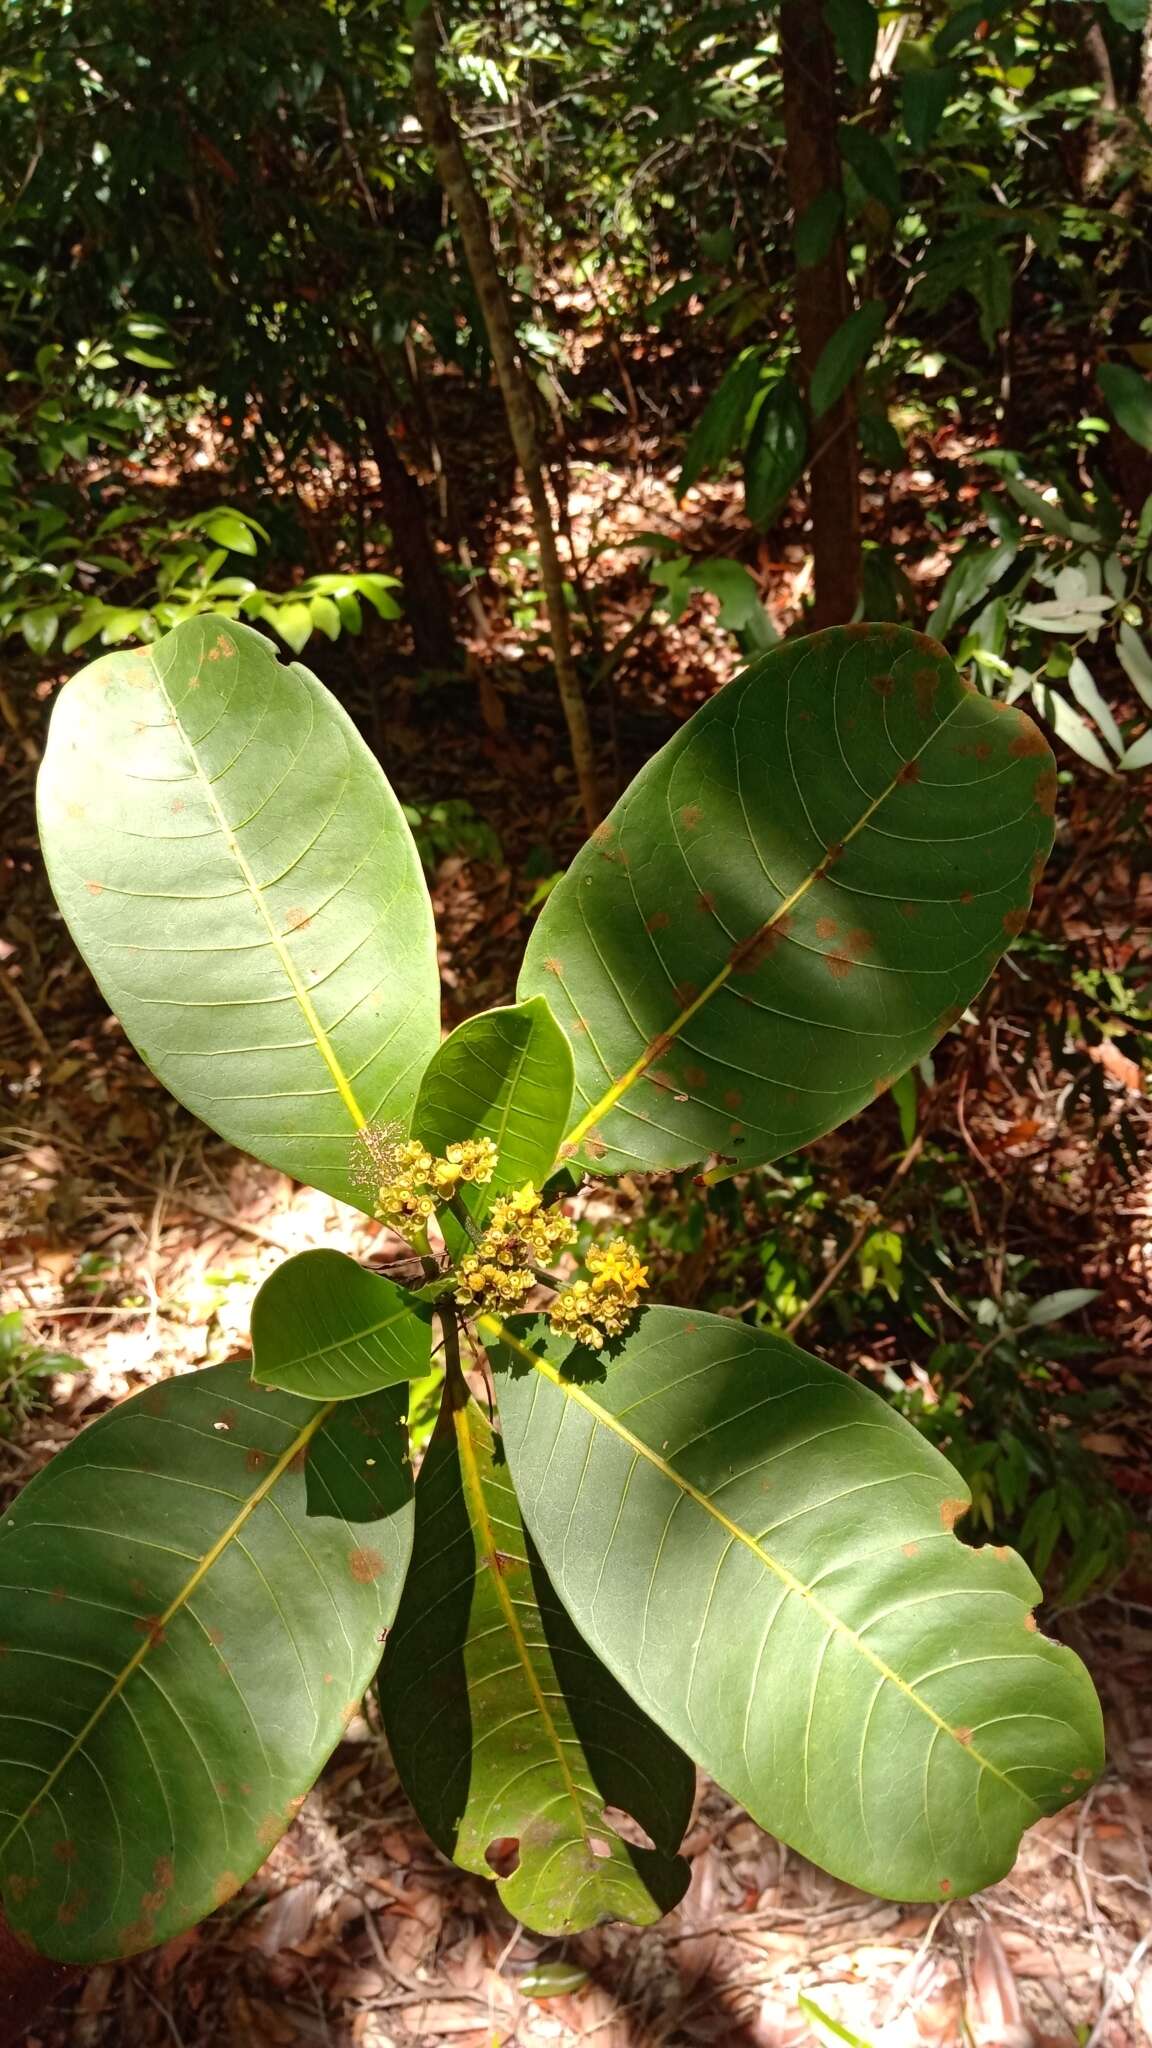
[600, 1805, 656, 1854]
[484, 1836, 520, 1878]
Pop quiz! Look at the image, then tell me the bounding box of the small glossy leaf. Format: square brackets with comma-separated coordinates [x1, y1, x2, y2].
[903, 64, 958, 150]
[378, 1394, 692, 1933]
[1099, 363, 1152, 450]
[1031, 686, 1114, 774]
[1024, 1288, 1100, 1327]
[823, 0, 877, 86]
[520, 626, 1055, 1177]
[270, 600, 314, 652]
[487, 1309, 1105, 1903]
[20, 607, 59, 655]
[809, 300, 886, 419]
[0, 1359, 412, 1963]
[411, 998, 574, 1225]
[744, 379, 807, 527]
[37, 617, 439, 1207]
[251, 1250, 432, 1401]
[1117, 623, 1152, 709]
[1118, 728, 1152, 771]
[838, 127, 901, 214]
[200, 512, 259, 555]
[795, 190, 843, 269]
[1066, 657, 1124, 757]
[678, 348, 769, 496]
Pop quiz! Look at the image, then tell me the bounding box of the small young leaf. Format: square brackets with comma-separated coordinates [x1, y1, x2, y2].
[251, 1251, 432, 1401]
[20, 606, 60, 655]
[200, 511, 260, 555]
[1118, 728, 1152, 770]
[809, 300, 886, 419]
[1066, 657, 1124, 757]
[1117, 622, 1152, 709]
[1025, 1288, 1101, 1327]
[270, 600, 314, 652]
[1030, 686, 1115, 774]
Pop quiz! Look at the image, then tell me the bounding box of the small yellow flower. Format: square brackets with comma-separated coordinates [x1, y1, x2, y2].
[549, 1237, 647, 1349]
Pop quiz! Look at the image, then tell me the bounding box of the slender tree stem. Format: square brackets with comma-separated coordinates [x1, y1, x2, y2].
[410, 4, 602, 829]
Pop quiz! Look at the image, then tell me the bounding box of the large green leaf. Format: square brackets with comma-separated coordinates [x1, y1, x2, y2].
[0, 1360, 412, 1963]
[519, 625, 1055, 1177]
[36, 616, 439, 1209]
[251, 1250, 432, 1401]
[411, 997, 574, 1221]
[486, 1309, 1104, 1903]
[378, 1392, 692, 1933]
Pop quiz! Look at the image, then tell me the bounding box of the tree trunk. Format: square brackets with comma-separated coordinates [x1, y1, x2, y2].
[363, 399, 462, 672]
[780, 2, 862, 629]
[410, 4, 602, 830]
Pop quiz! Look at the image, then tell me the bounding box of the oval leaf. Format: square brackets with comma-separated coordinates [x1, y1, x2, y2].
[36, 617, 440, 1208]
[379, 1393, 692, 1933]
[1098, 362, 1152, 451]
[411, 996, 574, 1226]
[0, 1360, 412, 1963]
[744, 379, 807, 529]
[486, 1309, 1104, 1903]
[520, 626, 1055, 1176]
[251, 1250, 432, 1401]
[809, 300, 885, 419]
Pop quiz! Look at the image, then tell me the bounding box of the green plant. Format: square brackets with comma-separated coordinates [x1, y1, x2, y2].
[2, 613, 1104, 1966]
[0, 1312, 80, 1437]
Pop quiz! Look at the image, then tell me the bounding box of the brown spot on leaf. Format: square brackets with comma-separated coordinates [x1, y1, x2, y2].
[1034, 765, 1058, 815]
[913, 666, 939, 719]
[954, 1727, 973, 1747]
[584, 1130, 607, 1161]
[1024, 1613, 1038, 1631]
[871, 672, 895, 698]
[84, 879, 103, 896]
[673, 981, 698, 1007]
[645, 909, 670, 932]
[283, 906, 311, 933]
[52, 1840, 76, 1864]
[724, 1089, 743, 1111]
[288, 1446, 308, 1474]
[815, 916, 838, 941]
[592, 820, 614, 845]
[901, 1542, 918, 1558]
[647, 1067, 675, 1094]
[207, 1627, 224, 1647]
[134, 1615, 167, 1647]
[1010, 725, 1048, 759]
[938, 1877, 952, 1895]
[1072, 1764, 1092, 1781]
[680, 804, 702, 831]
[730, 912, 792, 976]
[50, 1586, 68, 1604]
[216, 1410, 235, 1432]
[6, 1874, 37, 1904]
[939, 1498, 968, 1530]
[825, 952, 854, 980]
[684, 1065, 709, 1089]
[696, 891, 715, 916]
[542, 956, 564, 976]
[900, 902, 919, 919]
[152, 1857, 174, 1893]
[1002, 906, 1028, 937]
[245, 1448, 269, 1473]
[847, 928, 874, 955]
[975, 740, 993, 762]
[213, 1870, 242, 1907]
[56, 1891, 89, 1927]
[256, 1812, 285, 1850]
[348, 1547, 385, 1583]
[899, 758, 921, 784]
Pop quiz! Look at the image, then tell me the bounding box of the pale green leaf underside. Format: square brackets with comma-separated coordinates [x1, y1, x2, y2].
[411, 997, 574, 1215]
[0, 1361, 412, 1963]
[250, 1249, 432, 1401]
[519, 625, 1055, 1175]
[487, 1308, 1104, 1903]
[379, 1396, 692, 1933]
[36, 617, 440, 1208]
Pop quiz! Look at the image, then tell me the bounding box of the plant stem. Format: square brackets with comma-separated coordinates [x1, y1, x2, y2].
[410, 3, 602, 830]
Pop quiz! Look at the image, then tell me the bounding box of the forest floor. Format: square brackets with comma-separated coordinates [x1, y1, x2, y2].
[3, 426, 1152, 2045]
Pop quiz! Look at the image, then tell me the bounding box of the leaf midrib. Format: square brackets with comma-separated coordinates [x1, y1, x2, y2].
[452, 1400, 595, 1853]
[561, 687, 965, 1153]
[151, 640, 367, 1132]
[483, 1319, 1039, 1814]
[0, 1400, 336, 1853]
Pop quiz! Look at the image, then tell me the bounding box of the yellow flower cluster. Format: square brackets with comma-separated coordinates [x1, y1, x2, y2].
[456, 1183, 576, 1314]
[367, 1132, 498, 1230]
[549, 1239, 648, 1350]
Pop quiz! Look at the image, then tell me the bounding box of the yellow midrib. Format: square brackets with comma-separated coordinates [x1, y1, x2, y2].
[453, 1401, 592, 1845]
[480, 1318, 1037, 1811]
[0, 1401, 335, 1854]
[151, 642, 366, 1131]
[562, 694, 959, 1154]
